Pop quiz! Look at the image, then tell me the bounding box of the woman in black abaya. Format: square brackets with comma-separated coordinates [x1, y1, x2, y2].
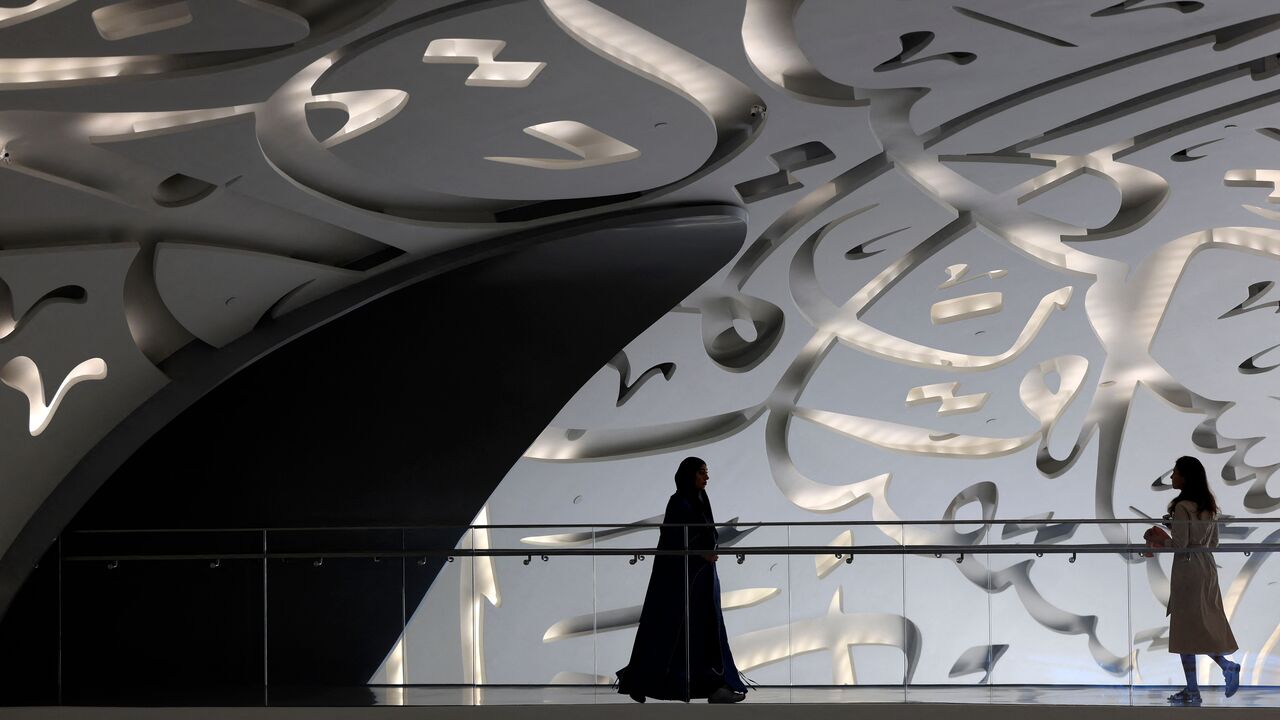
[616, 457, 748, 704]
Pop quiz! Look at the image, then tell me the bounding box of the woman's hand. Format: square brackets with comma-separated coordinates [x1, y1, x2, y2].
[1142, 526, 1170, 558]
[703, 553, 719, 563]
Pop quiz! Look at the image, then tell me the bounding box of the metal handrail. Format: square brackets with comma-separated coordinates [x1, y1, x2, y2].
[61, 541, 1280, 563]
[68, 516, 1277, 534]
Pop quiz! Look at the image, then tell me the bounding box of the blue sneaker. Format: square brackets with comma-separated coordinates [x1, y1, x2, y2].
[1225, 661, 1241, 698]
[1168, 688, 1202, 706]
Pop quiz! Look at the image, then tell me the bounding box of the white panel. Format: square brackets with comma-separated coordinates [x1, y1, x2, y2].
[0, 244, 167, 559]
[154, 243, 359, 348]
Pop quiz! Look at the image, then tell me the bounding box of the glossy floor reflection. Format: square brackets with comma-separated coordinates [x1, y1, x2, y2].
[332, 685, 1280, 708]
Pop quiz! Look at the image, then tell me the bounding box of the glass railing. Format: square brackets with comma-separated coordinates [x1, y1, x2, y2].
[46, 518, 1280, 706]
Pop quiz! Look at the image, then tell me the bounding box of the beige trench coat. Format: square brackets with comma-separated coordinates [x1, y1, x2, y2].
[1166, 500, 1238, 654]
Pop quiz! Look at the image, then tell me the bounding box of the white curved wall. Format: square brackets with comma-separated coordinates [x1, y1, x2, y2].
[387, 0, 1280, 689]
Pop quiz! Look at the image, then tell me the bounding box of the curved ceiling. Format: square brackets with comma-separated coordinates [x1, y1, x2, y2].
[3, 0, 1280, 684]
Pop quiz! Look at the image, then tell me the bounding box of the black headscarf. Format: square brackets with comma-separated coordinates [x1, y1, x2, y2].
[674, 456, 714, 523]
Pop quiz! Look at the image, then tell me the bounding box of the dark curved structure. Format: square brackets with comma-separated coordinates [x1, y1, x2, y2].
[0, 204, 746, 703]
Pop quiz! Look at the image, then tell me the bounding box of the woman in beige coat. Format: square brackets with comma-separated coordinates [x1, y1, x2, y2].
[1147, 456, 1239, 706]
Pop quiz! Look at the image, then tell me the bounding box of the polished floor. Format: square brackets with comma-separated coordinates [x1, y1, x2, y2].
[14, 684, 1276, 709]
[7, 687, 1280, 720]
[293, 685, 1278, 708]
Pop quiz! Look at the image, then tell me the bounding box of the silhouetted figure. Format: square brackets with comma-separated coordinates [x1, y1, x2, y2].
[616, 457, 747, 704]
[1147, 456, 1239, 706]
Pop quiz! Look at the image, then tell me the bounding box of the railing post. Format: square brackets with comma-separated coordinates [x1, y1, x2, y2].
[684, 524, 690, 703]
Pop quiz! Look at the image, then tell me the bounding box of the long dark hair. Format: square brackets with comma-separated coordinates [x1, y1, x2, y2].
[1168, 456, 1219, 516]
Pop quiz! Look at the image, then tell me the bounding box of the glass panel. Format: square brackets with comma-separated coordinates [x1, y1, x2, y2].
[714, 523, 788, 703]
[1225, 521, 1280, 694]
[592, 520, 662, 701]
[477, 525, 595, 695]
[265, 529, 405, 689]
[0, 539, 60, 705]
[903, 521, 991, 703]
[400, 526, 473, 690]
[987, 521, 1130, 691]
[1129, 515, 1178, 692]
[60, 530, 263, 705]
[63, 554, 264, 704]
[786, 521, 907, 704]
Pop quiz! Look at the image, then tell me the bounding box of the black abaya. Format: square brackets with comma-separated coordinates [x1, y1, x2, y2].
[616, 490, 748, 701]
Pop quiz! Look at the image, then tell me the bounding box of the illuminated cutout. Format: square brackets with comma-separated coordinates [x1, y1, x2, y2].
[814, 529, 853, 579]
[422, 39, 545, 88]
[930, 291, 1003, 324]
[524, 405, 764, 462]
[1240, 342, 1280, 374]
[541, 0, 764, 131]
[542, 588, 779, 641]
[734, 141, 836, 203]
[791, 213, 1074, 370]
[459, 505, 499, 685]
[765, 424, 1130, 677]
[606, 351, 674, 407]
[126, 105, 257, 138]
[846, 227, 907, 260]
[1019, 355, 1088, 430]
[378, 638, 406, 686]
[700, 292, 786, 373]
[0, 0, 75, 30]
[741, 0, 864, 106]
[797, 406, 1033, 458]
[1243, 204, 1280, 222]
[1222, 527, 1280, 622]
[938, 264, 1008, 289]
[905, 382, 990, 416]
[1225, 169, 1280, 202]
[521, 514, 662, 546]
[952, 7, 1075, 47]
[485, 121, 639, 170]
[0, 3, 381, 86]
[550, 672, 613, 685]
[153, 173, 216, 208]
[939, 154, 1056, 194]
[949, 644, 1009, 684]
[874, 31, 975, 72]
[732, 588, 922, 684]
[0, 279, 87, 340]
[0, 356, 107, 436]
[1135, 627, 1169, 654]
[251, 0, 764, 226]
[92, 0, 192, 41]
[1001, 514, 1080, 544]
[1255, 609, 1280, 685]
[1171, 138, 1221, 162]
[0, 56, 156, 86]
[1219, 281, 1280, 319]
[306, 89, 408, 148]
[1092, 0, 1203, 17]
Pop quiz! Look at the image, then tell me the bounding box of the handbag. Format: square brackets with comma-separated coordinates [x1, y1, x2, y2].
[1142, 526, 1171, 558]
